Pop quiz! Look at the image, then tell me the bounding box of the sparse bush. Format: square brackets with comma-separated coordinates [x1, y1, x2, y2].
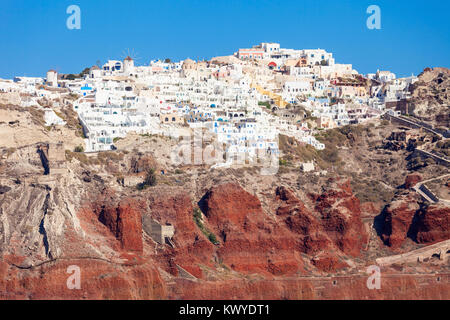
[193, 208, 219, 245]
[319, 147, 340, 164]
[137, 168, 157, 190]
[65, 150, 93, 165]
[97, 151, 124, 163]
[208, 233, 218, 244]
[258, 101, 271, 109]
[350, 178, 394, 204]
[144, 168, 157, 186]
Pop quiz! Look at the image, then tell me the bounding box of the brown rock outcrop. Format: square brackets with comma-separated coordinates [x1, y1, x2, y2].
[312, 179, 368, 257]
[145, 188, 215, 279]
[380, 192, 421, 248]
[199, 183, 303, 276]
[0, 258, 165, 299]
[275, 186, 333, 255]
[409, 67, 450, 127]
[404, 174, 422, 189]
[97, 198, 143, 253]
[380, 189, 450, 248]
[416, 204, 450, 244]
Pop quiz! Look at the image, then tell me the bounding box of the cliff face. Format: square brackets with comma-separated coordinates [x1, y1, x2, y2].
[0, 170, 447, 299]
[199, 183, 304, 276]
[312, 179, 368, 257]
[145, 189, 215, 279]
[380, 174, 450, 249]
[197, 180, 368, 275]
[416, 204, 450, 244]
[276, 185, 332, 255]
[96, 198, 144, 253]
[168, 274, 450, 300]
[409, 67, 450, 127]
[0, 176, 166, 299]
[273, 183, 357, 272]
[0, 259, 166, 300]
[380, 192, 421, 248]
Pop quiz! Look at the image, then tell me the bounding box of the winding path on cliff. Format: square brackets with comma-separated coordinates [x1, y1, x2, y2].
[8, 255, 135, 270]
[376, 239, 450, 266]
[412, 173, 450, 204]
[388, 114, 444, 138]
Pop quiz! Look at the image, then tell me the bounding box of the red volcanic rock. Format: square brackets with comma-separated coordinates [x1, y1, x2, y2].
[276, 186, 332, 255]
[416, 204, 450, 244]
[311, 253, 348, 273]
[360, 202, 382, 217]
[116, 199, 143, 253]
[285, 214, 332, 254]
[275, 186, 305, 216]
[0, 259, 165, 299]
[168, 274, 450, 300]
[274, 185, 366, 271]
[200, 182, 262, 228]
[98, 198, 143, 253]
[404, 174, 422, 189]
[380, 191, 449, 248]
[312, 179, 368, 257]
[381, 192, 420, 248]
[199, 183, 304, 276]
[275, 185, 300, 203]
[145, 188, 215, 278]
[2, 178, 449, 300]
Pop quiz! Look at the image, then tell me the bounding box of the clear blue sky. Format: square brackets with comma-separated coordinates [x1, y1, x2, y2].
[1, 0, 449, 79]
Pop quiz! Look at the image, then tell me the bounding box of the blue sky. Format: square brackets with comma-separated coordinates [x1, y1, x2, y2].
[1, 0, 449, 79]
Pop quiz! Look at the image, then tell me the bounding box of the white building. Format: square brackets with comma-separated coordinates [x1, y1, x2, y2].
[46, 70, 58, 87]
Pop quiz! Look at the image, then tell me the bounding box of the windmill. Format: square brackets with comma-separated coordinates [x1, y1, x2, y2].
[120, 48, 142, 65]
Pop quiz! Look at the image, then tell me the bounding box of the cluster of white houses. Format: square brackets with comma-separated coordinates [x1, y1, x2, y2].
[1, 42, 419, 168]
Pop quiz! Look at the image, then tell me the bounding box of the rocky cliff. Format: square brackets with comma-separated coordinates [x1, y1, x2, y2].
[0, 113, 448, 300]
[409, 67, 450, 127]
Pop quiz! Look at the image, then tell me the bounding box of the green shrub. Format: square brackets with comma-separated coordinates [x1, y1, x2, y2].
[137, 168, 157, 190]
[208, 233, 218, 244]
[193, 208, 219, 245]
[258, 101, 271, 109]
[145, 168, 157, 185]
[74, 145, 84, 153]
[318, 147, 340, 163]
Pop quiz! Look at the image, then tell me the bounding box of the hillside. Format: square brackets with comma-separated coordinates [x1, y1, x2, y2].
[0, 105, 448, 299]
[408, 67, 450, 128]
